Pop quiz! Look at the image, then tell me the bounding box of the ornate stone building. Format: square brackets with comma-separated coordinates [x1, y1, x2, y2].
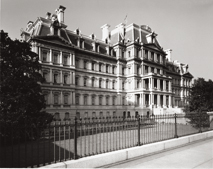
[20, 6, 193, 120]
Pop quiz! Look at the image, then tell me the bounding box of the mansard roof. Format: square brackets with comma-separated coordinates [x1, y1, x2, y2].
[183, 72, 194, 78]
[23, 16, 112, 56]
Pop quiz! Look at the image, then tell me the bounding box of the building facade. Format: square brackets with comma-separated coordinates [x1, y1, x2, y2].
[21, 6, 193, 120]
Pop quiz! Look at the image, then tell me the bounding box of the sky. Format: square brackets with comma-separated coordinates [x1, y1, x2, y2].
[1, 0, 213, 81]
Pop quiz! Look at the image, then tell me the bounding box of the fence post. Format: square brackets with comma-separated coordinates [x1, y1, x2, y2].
[174, 113, 178, 138]
[137, 116, 141, 146]
[199, 112, 202, 133]
[74, 117, 78, 159]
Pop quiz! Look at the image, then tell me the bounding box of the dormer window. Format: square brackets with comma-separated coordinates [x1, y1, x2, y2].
[122, 51, 124, 59]
[128, 51, 131, 58]
[76, 29, 79, 35]
[91, 34, 95, 40]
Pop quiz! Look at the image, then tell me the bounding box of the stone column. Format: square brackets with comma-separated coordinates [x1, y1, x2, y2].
[49, 49, 52, 64]
[157, 79, 160, 90]
[60, 51, 63, 66]
[169, 81, 171, 92]
[72, 53, 75, 66]
[152, 78, 154, 89]
[157, 94, 160, 107]
[69, 53, 72, 66]
[163, 95, 166, 107]
[163, 80, 166, 91]
[169, 95, 172, 107]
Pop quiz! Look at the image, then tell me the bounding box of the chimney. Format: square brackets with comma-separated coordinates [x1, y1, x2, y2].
[165, 49, 172, 62]
[101, 24, 110, 42]
[46, 12, 51, 20]
[115, 23, 126, 38]
[56, 5, 66, 23]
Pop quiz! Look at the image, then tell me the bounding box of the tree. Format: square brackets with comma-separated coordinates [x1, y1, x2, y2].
[0, 30, 53, 141]
[187, 78, 213, 112]
[185, 78, 213, 128]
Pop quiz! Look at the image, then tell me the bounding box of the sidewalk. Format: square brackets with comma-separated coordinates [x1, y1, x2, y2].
[103, 138, 213, 168]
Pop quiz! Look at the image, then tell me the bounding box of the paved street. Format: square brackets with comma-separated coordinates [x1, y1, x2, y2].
[103, 138, 213, 168]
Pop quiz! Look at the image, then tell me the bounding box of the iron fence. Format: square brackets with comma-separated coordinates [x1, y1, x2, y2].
[0, 113, 212, 168]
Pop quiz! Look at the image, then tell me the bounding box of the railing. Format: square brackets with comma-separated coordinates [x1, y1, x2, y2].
[0, 113, 212, 168]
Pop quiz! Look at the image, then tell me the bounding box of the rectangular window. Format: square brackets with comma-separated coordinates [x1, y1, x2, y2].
[76, 112, 80, 119]
[122, 51, 124, 59]
[54, 74, 58, 83]
[63, 55, 68, 65]
[92, 78, 94, 87]
[84, 95, 87, 105]
[107, 111, 110, 117]
[106, 65, 108, 73]
[64, 112, 69, 120]
[151, 67, 154, 73]
[137, 80, 139, 88]
[64, 95, 68, 104]
[76, 96, 79, 105]
[145, 66, 148, 74]
[151, 52, 154, 60]
[84, 112, 88, 118]
[54, 94, 58, 104]
[106, 97, 109, 105]
[99, 112, 103, 117]
[84, 78, 87, 86]
[92, 62, 95, 71]
[122, 97, 125, 105]
[112, 66, 115, 74]
[43, 72, 48, 82]
[53, 53, 58, 63]
[75, 59, 79, 68]
[54, 113, 60, 121]
[92, 96, 95, 105]
[128, 51, 131, 57]
[99, 79, 101, 88]
[157, 69, 160, 74]
[113, 111, 116, 117]
[112, 97, 115, 105]
[99, 96, 102, 105]
[42, 51, 47, 61]
[122, 82, 124, 90]
[84, 60, 87, 69]
[122, 67, 124, 75]
[92, 112, 96, 117]
[75, 77, 78, 85]
[64, 74, 68, 84]
[145, 50, 148, 58]
[44, 94, 48, 104]
[99, 63, 101, 72]
[157, 54, 160, 62]
[106, 80, 108, 89]
[112, 81, 115, 89]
